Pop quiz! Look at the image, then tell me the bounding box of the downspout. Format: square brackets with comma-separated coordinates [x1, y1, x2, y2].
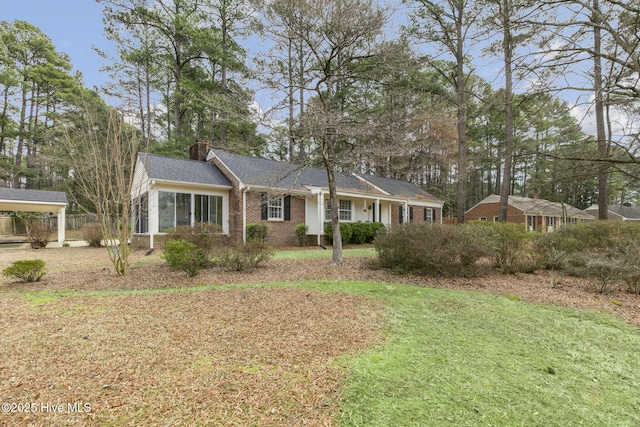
[242, 185, 250, 243]
[149, 180, 155, 249]
[317, 191, 323, 245]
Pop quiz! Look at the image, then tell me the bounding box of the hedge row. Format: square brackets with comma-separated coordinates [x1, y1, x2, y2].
[324, 222, 385, 244]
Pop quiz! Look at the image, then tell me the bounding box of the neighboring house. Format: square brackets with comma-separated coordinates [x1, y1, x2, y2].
[465, 195, 592, 232]
[584, 204, 640, 221]
[0, 188, 68, 244]
[131, 141, 444, 248]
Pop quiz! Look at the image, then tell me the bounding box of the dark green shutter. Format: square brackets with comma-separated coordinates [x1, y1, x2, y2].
[261, 192, 268, 220]
[284, 195, 291, 221]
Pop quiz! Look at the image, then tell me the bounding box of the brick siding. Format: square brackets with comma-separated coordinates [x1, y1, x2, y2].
[245, 191, 305, 246]
[465, 202, 526, 224]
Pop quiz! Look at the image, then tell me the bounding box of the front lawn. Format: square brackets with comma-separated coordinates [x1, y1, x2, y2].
[1, 247, 639, 426]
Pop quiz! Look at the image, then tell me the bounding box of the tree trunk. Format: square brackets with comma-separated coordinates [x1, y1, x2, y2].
[499, 5, 515, 222]
[455, 2, 468, 224]
[593, 0, 608, 220]
[327, 165, 343, 265]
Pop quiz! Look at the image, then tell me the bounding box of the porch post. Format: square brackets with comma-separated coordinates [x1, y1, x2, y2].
[375, 198, 380, 222]
[317, 191, 323, 245]
[57, 206, 66, 245]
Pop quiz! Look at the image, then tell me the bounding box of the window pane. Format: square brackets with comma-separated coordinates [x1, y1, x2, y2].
[209, 196, 222, 225]
[158, 191, 175, 232]
[134, 193, 148, 233]
[339, 200, 351, 221]
[176, 193, 191, 226]
[268, 196, 283, 219]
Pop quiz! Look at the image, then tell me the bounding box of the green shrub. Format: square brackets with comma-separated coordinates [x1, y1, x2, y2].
[373, 223, 486, 277]
[294, 223, 309, 246]
[247, 223, 268, 242]
[81, 223, 103, 247]
[163, 239, 206, 277]
[324, 223, 353, 244]
[217, 241, 273, 272]
[367, 222, 386, 243]
[3, 260, 46, 282]
[464, 221, 534, 274]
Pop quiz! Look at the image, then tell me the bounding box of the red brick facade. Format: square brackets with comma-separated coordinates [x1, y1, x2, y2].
[391, 203, 441, 224]
[245, 191, 305, 246]
[465, 202, 526, 224]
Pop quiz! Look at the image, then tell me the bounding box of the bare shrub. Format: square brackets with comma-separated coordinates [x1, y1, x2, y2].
[217, 241, 273, 272]
[464, 221, 533, 274]
[166, 222, 225, 262]
[579, 254, 622, 294]
[373, 223, 486, 277]
[82, 223, 103, 247]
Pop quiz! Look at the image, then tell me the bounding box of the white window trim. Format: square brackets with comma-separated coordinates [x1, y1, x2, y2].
[325, 199, 353, 222]
[268, 195, 284, 221]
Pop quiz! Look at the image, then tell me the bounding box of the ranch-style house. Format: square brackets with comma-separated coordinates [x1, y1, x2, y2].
[131, 142, 444, 248]
[465, 195, 592, 232]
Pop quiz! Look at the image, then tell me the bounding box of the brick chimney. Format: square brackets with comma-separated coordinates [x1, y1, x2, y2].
[188, 140, 210, 161]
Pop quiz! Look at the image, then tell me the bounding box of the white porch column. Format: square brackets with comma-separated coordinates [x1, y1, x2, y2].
[404, 201, 409, 223]
[317, 191, 323, 245]
[57, 206, 66, 244]
[375, 198, 380, 222]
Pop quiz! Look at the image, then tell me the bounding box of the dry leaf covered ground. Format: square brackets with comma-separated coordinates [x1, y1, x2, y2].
[1, 245, 639, 426]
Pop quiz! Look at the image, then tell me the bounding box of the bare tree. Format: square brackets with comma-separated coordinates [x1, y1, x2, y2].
[277, 0, 387, 265]
[62, 97, 142, 275]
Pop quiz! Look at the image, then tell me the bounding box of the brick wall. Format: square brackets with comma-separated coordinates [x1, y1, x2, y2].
[245, 191, 305, 246]
[465, 202, 526, 224]
[391, 204, 442, 224]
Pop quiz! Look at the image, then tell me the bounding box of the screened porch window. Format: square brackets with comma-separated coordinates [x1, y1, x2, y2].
[133, 193, 148, 233]
[195, 194, 223, 225]
[158, 191, 190, 232]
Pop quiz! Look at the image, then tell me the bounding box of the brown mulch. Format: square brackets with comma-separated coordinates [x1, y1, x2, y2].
[2, 247, 639, 327]
[1, 247, 639, 426]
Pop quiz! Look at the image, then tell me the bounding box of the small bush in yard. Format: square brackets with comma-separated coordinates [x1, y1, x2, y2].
[295, 223, 309, 246]
[217, 241, 273, 272]
[82, 223, 103, 247]
[464, 221, 534, 273]
[163, 239, 206, 277]
[3, 260, 46, 282]
[373, 223, 486, 277]
[247, 223, 268, 242]
[349, 222, 384, 244]
[166, 223, 224, 260]
[324, 223, 353, 244]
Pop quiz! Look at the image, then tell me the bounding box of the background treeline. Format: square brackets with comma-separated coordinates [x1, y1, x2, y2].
[1, 0, 639, 217]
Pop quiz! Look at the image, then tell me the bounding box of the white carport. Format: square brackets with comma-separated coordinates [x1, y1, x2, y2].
[0, 188, 68, 245]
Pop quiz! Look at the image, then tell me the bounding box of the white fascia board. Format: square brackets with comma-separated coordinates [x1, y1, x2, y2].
[150, 178, 233, 191]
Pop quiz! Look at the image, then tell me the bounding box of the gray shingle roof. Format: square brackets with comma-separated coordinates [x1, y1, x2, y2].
[0, 188, 67, 204]
[362, 174, 440, 201]
[478, 195, 591, 219]
[212, 149, 376, 193]
[585, 204, 640, 220]
[137, 153, 232, 187]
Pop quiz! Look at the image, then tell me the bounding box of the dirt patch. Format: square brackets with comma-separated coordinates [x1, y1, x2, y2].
[0, 287, 385, 426]
[2, 246, 639, 327]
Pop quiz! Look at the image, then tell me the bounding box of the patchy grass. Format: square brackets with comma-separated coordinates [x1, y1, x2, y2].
[273, 247, 376, 260]
[1, 247, 640, 426]
[298, 282, 640, 427]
